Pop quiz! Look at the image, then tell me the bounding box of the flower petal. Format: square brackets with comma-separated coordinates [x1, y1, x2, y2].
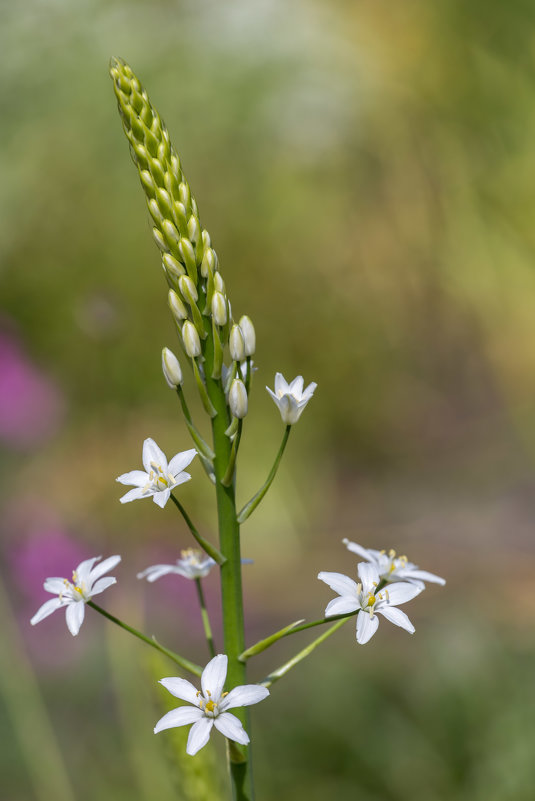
[152, 488, 171, 508]
[317, 571, 359, 599]
[30, 597, 64, 625]
[90, 577, 117, 597]
[65, 602, 85, 636]
[75, 557, 99, 586]
[289, 375, 304, 396]
[342, 539, 374, 562]
[302, 381, 317, 399]
[137, 564, 178, 582]
[186, 718, 214, 755]
[143, 438, 168, 474]
[43, 578, 68, 594]
[356, 611, 379, 644]
[119, 487, 149, 504]
[88, 555, 121, 584]
[170, 472, 192, 489]
[377, 605, 415, 634]
[325, 596, 360, 617]
[116, 470, 149, 487]
[357, 562, 380, 594]
[214, 712, 250, 745]
[201, 654, 228, 700]
[381, 581, 421, 606]
[400, 568, 445, 586]
[154, 705, 203, 733]
[273, 373, 289, 395]
[168, 449, 197, 476]
[159, 677, 200, 705]
[220, 685, 269, 711]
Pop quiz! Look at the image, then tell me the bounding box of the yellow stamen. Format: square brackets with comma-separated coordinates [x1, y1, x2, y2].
[205, 700, 216, 713]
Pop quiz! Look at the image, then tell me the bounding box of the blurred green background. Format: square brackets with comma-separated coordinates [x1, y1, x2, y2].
[2, 0, 535, 799]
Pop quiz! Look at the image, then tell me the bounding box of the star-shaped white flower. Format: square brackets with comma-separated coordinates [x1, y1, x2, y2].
[266, 373, 317, 425]
[318, 562, 422, 644]
[137, 549, 216, 582]
[30, 555, 121, 636]
[154, 654, 269, 755]
[116, 438, 196, 508]
[343, 539, 446, 588]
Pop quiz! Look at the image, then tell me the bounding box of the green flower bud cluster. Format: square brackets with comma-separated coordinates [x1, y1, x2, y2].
[110, 58, 255, 423]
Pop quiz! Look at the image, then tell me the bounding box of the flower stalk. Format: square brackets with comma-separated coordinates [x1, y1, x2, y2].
[169, 493, 225, 565]
[237, 425, 291, 524]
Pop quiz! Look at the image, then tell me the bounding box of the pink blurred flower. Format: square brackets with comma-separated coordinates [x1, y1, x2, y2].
[0, 326, 65, 450]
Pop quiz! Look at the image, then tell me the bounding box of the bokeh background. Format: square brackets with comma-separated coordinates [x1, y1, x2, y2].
[2, 1, 535, 799]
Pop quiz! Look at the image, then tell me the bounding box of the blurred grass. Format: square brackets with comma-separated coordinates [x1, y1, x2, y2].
[2, 0, 535, 799]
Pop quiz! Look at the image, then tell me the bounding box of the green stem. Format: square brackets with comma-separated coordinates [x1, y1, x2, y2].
[237, 425, 291, 524]
[204, 329, 253, 801]
[194, 578, 216, 658]
[87, 601, 202, 677]
[169, 493, 225, 565]
[260, 617, 351, 689]
[239, 611, 359, 661]
[222, 419, 243, 487]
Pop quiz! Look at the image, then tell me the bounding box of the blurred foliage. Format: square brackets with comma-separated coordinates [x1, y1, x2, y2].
[2, 0, 535, 799]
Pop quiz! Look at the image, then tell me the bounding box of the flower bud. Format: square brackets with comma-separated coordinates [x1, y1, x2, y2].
[229, 324, 246, 362]
[162, 253, 185, 279]
[161, 347, 183, 388]
[201, 248, 216, 278]
[140, 170, 155, 195]
[179, 181, 191, 210]
[211, 291, 228, 326]
[178, 274, 198, 304]
[168, 289, 188, 322]
[239, 315, 255, 356]
[153, 227, 169, 253]
[214, 272, 225, 294]
[178, 237, 197, 277]
[162, 219, 180, 248]
[229, 379, 248, 419]
[187, 215, 201, 245]
[182, 321, 201, 358]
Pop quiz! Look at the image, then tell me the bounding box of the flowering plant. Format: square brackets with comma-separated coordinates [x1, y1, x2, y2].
[30, 58, 445, 801]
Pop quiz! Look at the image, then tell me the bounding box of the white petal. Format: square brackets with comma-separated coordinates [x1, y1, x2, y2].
[159, 677, 200, 705]
[143, 438, 168, 474]
[170, 471, 192, 488]
[377, 605, 415, 634]
[116, 470, 149, 487]
[214, 712, 249, 745]
[401, 568, 446, 586]
[201, 654, 227, 699]
[119, 487, 148, 504]
[65, 602, 85, 636]
[30, 597, 64, 625]
[137, 565, 177, 582]
[90, 577, 117, 597]
[75, 557, 99, 586]
[302, 381, 317, 399]
[220, 685, 269, 711]
[356, 611, 379, 644]
[342, 539, 373, 562]
[289, 375, 304, 396]
[273, 373, 289, 395]
[280, 395, 298, 424]
[317, 571, 359, 598]
[325, 596, 360, 617]
[88, 555, 121, 584]
[43, 578, 68, 594]
[381, 581, 421, 606]
[152, 488, 171, 508]
[186, 718, 214, 755]
[154, 705, 203, 733]
[357, 562, 380, 594]
[168, 449, 197, 476]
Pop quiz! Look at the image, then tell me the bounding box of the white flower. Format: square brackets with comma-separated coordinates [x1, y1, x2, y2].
[318, 562, 422, 644]
[154, 654, 269, 755]
[116, 438, 196, 508]
[266, 373, 317, 425]
[137, 549, 216, 582]
[30, 555, 121, 636]
[343, 539, 446, 589]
